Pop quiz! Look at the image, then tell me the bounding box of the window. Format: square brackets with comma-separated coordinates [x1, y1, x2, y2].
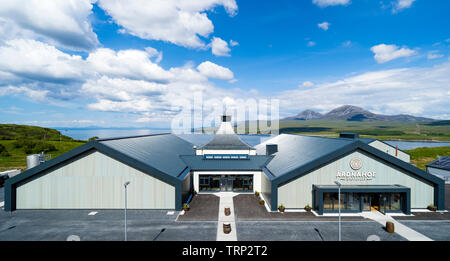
[389, 193, 401, 210]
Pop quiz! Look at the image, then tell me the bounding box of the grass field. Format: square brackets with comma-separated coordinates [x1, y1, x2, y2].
[0, 140, 86, 171]
[277, 120, 450, 141]
[405, 146, 450, 170]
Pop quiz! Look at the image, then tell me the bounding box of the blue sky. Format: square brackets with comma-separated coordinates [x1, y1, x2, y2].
[0, 0, 449, 128]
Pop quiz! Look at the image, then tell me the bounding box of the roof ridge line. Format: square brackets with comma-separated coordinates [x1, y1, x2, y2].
[96, 132, 172, 141]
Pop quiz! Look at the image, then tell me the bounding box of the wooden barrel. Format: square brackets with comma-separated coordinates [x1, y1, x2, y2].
[224, 207, 231, 216]
[386, 221, 395, 233]
[223, 223, 231, 234]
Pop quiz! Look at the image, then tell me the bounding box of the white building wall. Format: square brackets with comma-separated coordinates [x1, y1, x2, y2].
[278, 150, 434, 209]
[16, 150, 175, 209]
[369, 140, 410, 162]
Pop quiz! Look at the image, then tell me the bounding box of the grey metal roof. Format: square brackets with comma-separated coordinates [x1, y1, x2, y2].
[427, 156, 450, 171]
[255, 134, 355, 177]
[200, 134, 254, 150]
[99, 133, 195, 177]
[180, 155, 272, 171]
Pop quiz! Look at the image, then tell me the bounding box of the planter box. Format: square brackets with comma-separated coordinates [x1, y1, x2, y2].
[386, 221, 395, 233]
[223, 223, 231, 234]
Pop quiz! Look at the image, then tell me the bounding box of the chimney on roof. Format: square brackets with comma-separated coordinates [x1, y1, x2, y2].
[266, 144, 278, 156]
[395, 145, 398, 157]
[339, 132, 359, 139]
[222, 115, 231, 122]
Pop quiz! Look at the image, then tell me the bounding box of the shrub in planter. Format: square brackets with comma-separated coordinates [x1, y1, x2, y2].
[427, 204, 437, 211]
[304, 204, 312, 212]
[193, 190, 197, 196]
[183, 203, 190, 211]
[254, 191, 260, 197]
[259, 199, 265, 206]
[278, 204, 285, 212]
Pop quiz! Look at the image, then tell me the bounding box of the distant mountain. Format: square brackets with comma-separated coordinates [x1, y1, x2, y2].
[284, 109, 323, 120]
[284, 105, 435, 122]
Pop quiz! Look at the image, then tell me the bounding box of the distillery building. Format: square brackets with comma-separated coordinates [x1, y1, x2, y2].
[4, 116, 445, 215]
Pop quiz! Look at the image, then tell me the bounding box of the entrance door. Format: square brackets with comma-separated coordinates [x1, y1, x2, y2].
[370, 194, 380, 212]
[220, 175, 233, 191]
[369, 194, 387, 214]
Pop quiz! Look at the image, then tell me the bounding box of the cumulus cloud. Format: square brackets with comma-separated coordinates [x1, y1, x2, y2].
[307, 41, 316, 47]
[86, 48, 173, 82]
[0, 37, 240, 119]
[318, 22, 330, 31]
[370, 44, 416, 63]
[0, 0, 98, 51]
[392, 0, 416, 13]
[97, 0, 238, 48]
[229, 40, 239, 47]
[210, 37, 231, 56]
[300, 81, 315, 88]
[0, 39, 85, 83]
[197, 61, 235, 81]
[427, 51, 444, 60]
[276, 62, 450, 119]
[312, 0, 350, 8]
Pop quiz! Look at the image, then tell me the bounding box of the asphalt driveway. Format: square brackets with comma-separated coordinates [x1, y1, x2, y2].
[0, 209, 217, 241]
[177, 194, 220, 221]
[236, 221, 407, 241]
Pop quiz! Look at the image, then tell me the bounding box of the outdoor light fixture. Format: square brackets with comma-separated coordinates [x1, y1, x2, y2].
[124, 181, 130, 241]
[334, 181, 342, 241]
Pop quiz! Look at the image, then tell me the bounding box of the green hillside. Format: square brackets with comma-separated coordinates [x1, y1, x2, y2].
[0, 124, 86, 171]
[0, 124, 75, 141]
[405, 146, 450, 170]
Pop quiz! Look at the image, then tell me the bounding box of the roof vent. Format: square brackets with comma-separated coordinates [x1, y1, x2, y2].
[222, 115, 231, 122]
[266, 144, 278, 156]
[339, 132, 359, 139]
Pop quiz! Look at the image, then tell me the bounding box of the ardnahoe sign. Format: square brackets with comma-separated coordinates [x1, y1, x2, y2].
[336, 157, 376, 182]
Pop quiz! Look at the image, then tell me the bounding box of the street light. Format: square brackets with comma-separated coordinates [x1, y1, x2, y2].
[334, 181, 342, 241]
[124, 181, 130, 241]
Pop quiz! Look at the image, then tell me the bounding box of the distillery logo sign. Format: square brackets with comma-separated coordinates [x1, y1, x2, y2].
[336, 157, 376, 181]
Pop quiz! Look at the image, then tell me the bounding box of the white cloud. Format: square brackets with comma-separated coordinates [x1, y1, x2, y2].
[229, 40, 239, 47]
[0, 0, 98, 51]
[86, 48, 173, 82]
[0, 37, 239, 116]
[197, 61, 235, 81]
[342, 40, 352, 47]
[276, 62, 450, 119]
[0, 84, 49, 102]
[307, 41, 316, 47]
[300, 81, 315, 88]
[427, 51, 444, 60]
[97, 0, 238, 48]
[370, 44, 416, 63]
[0, 39, 85, 83]
[81, 76, 167, 102]
[393, 0, 416, 13]
[210, 37, 231, 56]
[312, 0, 350, 8]
[318, 22, 330, 31]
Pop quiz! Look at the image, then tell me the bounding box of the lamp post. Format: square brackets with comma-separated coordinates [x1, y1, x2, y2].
[334, 181, 342, 241]
[124, 181, 130, 241]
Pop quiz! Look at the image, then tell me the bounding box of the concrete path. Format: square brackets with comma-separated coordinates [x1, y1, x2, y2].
[360, 211, 433, 241]
[216, 192, 238, 241]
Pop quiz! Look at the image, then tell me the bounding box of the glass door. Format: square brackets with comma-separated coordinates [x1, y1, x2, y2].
[379, 194, 387, 215]
[220, 175, 227, 191]
[220, 175, 233, 191]
[226, 176, 233, 191]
